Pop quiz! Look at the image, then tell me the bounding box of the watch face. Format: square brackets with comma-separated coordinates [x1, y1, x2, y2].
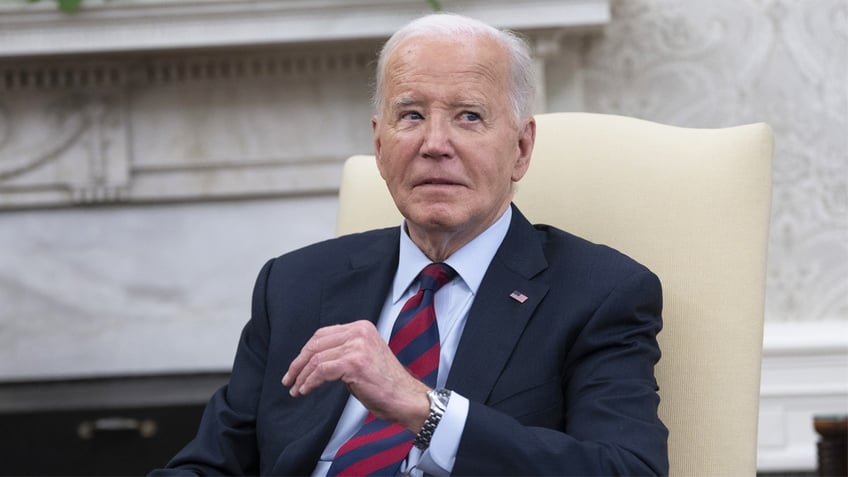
[430, 389, 450, 412]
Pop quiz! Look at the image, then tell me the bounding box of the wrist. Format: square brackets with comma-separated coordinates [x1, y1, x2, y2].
[398, 383, 432, 433]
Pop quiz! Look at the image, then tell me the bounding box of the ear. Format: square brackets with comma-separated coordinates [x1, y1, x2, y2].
[372, 116, 380, 158]
[511, 117, 536, 182]
[372, 116, 388, 179]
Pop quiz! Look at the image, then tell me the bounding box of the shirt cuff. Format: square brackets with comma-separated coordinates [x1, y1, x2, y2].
[415, 391, 469, 476]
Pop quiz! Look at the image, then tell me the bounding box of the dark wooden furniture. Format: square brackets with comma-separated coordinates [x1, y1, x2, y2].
[0, 373, 228, 476]
[815, 414, 848, 477]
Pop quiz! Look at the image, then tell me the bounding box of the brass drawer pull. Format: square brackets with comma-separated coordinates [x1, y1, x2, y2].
[77, 417, 158, 440]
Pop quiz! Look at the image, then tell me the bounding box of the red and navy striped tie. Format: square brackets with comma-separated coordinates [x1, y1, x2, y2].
[327, 262, 457, 476]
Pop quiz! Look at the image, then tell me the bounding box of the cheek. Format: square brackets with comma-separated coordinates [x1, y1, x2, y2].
[480, 159, 514, 186]
[375, 155, 390, 182]
[378, 159, 410, 193]
[379, 140, 417, 181]
[375, 140, 398, 178]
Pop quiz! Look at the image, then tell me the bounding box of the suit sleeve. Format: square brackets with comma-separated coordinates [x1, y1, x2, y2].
[149, 259, 275, 476]
[453, 270, 668, 476]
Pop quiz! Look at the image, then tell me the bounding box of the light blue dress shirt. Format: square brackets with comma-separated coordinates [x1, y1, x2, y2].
[312, 207, 512, 476]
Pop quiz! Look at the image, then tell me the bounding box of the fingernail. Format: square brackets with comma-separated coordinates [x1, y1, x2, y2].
[282, 373, 289, 384]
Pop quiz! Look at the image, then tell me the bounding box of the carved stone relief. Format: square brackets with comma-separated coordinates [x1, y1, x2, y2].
[0, 45, 378, 207]
[0, 79, 129, 206]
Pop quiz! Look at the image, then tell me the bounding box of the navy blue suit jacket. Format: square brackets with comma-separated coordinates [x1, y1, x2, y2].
[155, 206, 668, 476]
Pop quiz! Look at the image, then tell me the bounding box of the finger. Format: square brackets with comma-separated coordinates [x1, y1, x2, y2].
[282, 324, 354, 390]
[282, 341, 317, 387]
[290, 337, 365, 397]
[293, 352, 349, 396]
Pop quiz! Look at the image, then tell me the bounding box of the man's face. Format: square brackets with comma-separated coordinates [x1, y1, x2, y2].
[373, 34, 535, 248]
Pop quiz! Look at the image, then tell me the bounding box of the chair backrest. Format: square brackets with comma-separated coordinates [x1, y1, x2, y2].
[335, 112, 773, 476]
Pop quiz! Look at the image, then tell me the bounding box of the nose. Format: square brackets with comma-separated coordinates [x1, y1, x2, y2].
[420, 117, 454, 159]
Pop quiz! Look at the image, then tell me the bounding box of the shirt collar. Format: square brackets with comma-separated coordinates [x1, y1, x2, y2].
[392, 206, 512, 303]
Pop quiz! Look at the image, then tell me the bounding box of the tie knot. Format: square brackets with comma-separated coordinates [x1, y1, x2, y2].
[419, 263, 457, 292]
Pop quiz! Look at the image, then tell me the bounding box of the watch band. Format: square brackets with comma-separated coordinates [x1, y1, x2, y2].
[414, 388, 451, 450]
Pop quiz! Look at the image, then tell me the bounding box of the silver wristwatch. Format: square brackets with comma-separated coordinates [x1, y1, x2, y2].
[413, 388, 451, 450]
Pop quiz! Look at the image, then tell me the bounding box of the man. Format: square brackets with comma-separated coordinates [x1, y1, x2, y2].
[153, 13, 668, 476]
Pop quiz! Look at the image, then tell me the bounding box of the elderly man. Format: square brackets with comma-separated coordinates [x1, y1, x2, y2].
[153, 13, 667, 477]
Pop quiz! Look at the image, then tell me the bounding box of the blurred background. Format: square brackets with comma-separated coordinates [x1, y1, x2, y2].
[0, 0, 845, 475]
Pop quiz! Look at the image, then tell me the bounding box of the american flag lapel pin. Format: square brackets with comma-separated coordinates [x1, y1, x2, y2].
[509, 290, 528, 303]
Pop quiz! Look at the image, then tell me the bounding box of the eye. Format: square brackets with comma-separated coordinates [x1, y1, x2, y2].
[401, 111, 424, 121]
[461, 111, 480, 122]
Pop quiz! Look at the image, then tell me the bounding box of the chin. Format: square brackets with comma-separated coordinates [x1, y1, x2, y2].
[405, 207, 464, 232]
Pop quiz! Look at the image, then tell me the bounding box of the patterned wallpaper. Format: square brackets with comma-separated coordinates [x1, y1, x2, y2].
[567, 0, 847, 323]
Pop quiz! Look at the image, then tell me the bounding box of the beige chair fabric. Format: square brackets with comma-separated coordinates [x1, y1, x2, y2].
[335, 112, 773, 476]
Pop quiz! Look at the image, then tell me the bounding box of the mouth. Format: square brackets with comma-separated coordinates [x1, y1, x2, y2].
[416, 178, 462, 187]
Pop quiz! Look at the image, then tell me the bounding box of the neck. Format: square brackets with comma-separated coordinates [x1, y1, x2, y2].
[406, 228, 466, 263]
[406, 204, 511, 262]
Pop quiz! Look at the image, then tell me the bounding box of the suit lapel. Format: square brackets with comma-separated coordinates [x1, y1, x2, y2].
[446, 207, 550, 403]
[319, 229, 400, 328]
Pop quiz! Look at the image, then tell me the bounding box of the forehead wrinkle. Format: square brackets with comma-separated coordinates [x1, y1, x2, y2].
[387, 69, 499, 106]
[398, 64, 501, 89]
[387, 45, 504, 88]
[453, 99, 486, 109]
[382, 37, 511, 116]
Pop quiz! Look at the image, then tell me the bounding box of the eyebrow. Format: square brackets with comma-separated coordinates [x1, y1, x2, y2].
[390, 97, 421, 110]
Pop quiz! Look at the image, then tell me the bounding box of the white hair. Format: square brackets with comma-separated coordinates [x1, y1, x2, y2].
[373, 13, 536, 123]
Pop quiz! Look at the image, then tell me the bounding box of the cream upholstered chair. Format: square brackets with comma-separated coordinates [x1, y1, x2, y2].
[335, 112, 773, 476]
